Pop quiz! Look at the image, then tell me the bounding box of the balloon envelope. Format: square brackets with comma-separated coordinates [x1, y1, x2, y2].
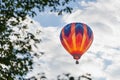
[60, 23, 93, 63]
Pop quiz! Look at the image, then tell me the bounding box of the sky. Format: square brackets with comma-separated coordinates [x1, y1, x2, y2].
[23, 0, 120, 80]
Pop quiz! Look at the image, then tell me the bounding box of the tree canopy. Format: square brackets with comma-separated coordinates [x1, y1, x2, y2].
[0, 0, 75, 79]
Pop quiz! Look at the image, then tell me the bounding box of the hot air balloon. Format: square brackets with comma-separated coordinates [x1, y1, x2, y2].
[60, 23, 93, 64]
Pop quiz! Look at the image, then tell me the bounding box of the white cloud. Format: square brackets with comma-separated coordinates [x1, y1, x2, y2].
[61, 0, 120, 80]
[25, 0, 120, 80]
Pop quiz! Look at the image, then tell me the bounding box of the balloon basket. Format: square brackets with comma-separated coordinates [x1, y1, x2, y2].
[76, 60, 79, 64]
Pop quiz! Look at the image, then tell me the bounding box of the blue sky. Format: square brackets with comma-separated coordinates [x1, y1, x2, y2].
[23, 0, 120, 80]
[33, 0, 97, 27]
[33, 12, 64, 27]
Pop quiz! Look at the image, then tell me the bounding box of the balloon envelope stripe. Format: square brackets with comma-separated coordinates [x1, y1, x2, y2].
[64, 24, 71, 37]
[75, 23, 84, 36]
[71, 23, 77, 51]
[62, 29, 72, 53]
[87, 25, 93, 39]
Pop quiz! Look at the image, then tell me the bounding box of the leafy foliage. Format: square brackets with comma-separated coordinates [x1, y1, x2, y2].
[0, 0, 75, 23]
[0, 18, 41, 79]
[26, 73, 92, 80]
[0, 0, 75, 79]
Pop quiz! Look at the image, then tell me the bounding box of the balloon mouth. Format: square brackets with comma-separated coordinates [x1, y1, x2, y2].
[73, 54, 81, 60]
